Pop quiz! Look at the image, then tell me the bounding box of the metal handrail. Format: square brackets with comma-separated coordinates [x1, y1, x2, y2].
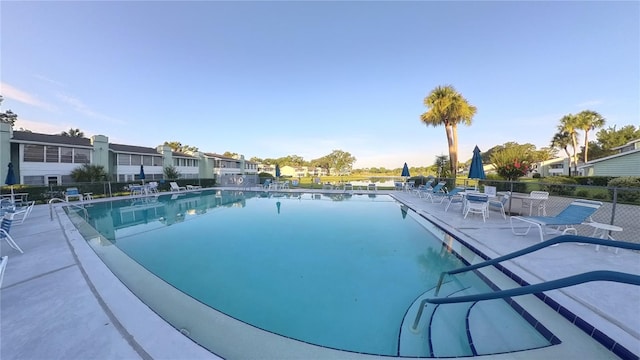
[429, 270, 639, 305]
[434, 235, 640, 295]
[48, 198, 88, 221]
[413, 270, 640, 330]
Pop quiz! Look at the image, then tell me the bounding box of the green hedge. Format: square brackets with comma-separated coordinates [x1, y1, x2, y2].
[607, 177, 640, 204]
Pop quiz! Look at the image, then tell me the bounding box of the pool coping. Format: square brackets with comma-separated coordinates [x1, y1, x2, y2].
[1, 188, 638, 359]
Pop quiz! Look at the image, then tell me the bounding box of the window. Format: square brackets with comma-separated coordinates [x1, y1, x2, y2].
[143, 155, 152, 166]
[61, 175, 74, 184]
[24, 175, 45, 185]
[153, 156, 163, 166]
[74, 148, 90, 164]
[61, 147, 73, 163]
[46, 146, 59, 163]
[131, 155, 142, 166]
[24, 144, 45, 162]
[118, 154, 130, 165]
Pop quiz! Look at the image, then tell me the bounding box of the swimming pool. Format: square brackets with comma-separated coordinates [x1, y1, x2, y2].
[68, 190, 556, 357]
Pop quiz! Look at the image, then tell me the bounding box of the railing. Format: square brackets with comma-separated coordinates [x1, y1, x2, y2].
[412, 235, 640, 331]
[48, 198, 88, 221]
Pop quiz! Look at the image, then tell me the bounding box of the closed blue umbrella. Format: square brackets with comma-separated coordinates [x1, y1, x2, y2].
[468, 146, 486, 180]
[139, 165, 146, 184]
[275, 164, 281, 178]
[401, 162, 410, 178]
[5, 162, 16, 197]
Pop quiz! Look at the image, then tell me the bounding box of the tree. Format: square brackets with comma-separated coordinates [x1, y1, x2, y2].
[550, 131, 572, 160]
[326, 150, 356, 175]
[61, 128, 85, 137]
[164, 141, 199, 153]
[490, 147, 534, 181]
[223, 151, 239, 159]
[0, 95, 18, 126]
[163, 165, 181, 179]
[596, 125, 640, 149]
[70, 164, 107, 182]
[575, 110, 605, 163]
[420, 85, 477, 176]
[557, 114, 580, 175]
[434, 154, 450, 179]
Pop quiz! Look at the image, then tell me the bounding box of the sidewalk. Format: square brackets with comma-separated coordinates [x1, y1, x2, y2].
[1, 190, 638, 359]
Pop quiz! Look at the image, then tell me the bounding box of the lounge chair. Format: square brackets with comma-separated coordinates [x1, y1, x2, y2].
[170, 182, 186, 191]
[443, 187, 466, 212]
[419, 181, 446, 202]
[367, 183, 377, 191]
[1, 213, 23, 253]
[510, 199, 603, 242]
[12, 201, 35, 224]
[65, 187, 83, 202]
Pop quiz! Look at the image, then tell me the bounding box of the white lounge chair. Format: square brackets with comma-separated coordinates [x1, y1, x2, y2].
[0, 255, 7, 288]
[510, 199, 603, 242]
[12, 201, 35, 224]
[170, 182, 186, 191]
[488, 193, 509, 219]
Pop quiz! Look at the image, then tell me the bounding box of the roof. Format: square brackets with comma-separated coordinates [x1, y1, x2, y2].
[172, 151, 197, 158]
[203, 153, 239, 161]
[578, 148, 640, 168]
[11, 131, 92, 147]
[109, 143, 160, 155]
[611, 138, 640, 151]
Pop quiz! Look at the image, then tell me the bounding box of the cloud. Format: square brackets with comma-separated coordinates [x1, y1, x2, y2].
[56, 93, 125, 125]
[0, 82, 56, 111]
[14, 117, 69, 135]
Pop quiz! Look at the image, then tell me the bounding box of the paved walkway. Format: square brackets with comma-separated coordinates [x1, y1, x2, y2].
[1, 189, 638, 359]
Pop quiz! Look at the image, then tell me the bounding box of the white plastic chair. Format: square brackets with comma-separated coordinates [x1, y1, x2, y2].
[522, 191, 549, 216]
[464, 193, 489, 221]
[488, 193, 509, 219]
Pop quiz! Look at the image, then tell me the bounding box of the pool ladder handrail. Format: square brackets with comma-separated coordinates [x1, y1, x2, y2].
[412, 235, 640, 331]
[434, 235, 640, 296]
[49, 197, 88, 221]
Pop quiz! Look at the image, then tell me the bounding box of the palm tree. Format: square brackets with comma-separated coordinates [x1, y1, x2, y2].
[550, 131, 572, 159]
[557, 114, 580, 176]
[420, 85, 477, 176]
[575, 110, 605, 163]
[61, 128, 84, 137]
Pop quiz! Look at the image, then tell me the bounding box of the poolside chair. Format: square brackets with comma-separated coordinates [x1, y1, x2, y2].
[394, 182, 404, 191]
[510, 199, 603, 242]
[420, 181, 446, 203]
[412, 180, 435, 197]
[367, 183, 377, 191]
[0, 255, 7, 288]
[1, 213, 23, 254]
[463, 193, 489, 221]
[65, 187, 83, 202]
[263, 179, 272, 190]
[12, 201, 35, 224]
[443, 187, 465, 212]
[521, 191, 549, 216]
[488, 193, 509, 219]
[170, 182, 186, 191]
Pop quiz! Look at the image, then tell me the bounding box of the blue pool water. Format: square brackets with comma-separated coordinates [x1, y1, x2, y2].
[72, 190, 552, 357]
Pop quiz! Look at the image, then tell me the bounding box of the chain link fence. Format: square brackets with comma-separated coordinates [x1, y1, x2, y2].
[463, 179, 640, 243]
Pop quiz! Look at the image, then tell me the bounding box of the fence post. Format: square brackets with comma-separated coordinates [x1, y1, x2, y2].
[610, 187, 617, 233]
[508, 181, 514, 215]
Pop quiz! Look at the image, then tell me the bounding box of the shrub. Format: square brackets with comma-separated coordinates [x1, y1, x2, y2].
[532, 173, 541, 178]
[540, 176, 577, 196]
[607, 177, 640, 204]
[592, 192, 609, 200]
[576, 189, 589, 198]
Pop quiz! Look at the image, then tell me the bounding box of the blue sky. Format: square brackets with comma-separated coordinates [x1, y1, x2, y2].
[1, 1, 638, 169]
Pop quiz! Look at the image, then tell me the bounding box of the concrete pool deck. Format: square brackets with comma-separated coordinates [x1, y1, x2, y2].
[0, 188, 638, 359]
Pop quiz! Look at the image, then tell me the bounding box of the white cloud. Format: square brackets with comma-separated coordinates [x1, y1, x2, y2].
[0, 82, 56, 111]
[56, 92, 125, 125]
[14, 118, 68, 134]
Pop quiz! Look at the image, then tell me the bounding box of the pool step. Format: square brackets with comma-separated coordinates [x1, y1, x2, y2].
[398, 281, 469, 357]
